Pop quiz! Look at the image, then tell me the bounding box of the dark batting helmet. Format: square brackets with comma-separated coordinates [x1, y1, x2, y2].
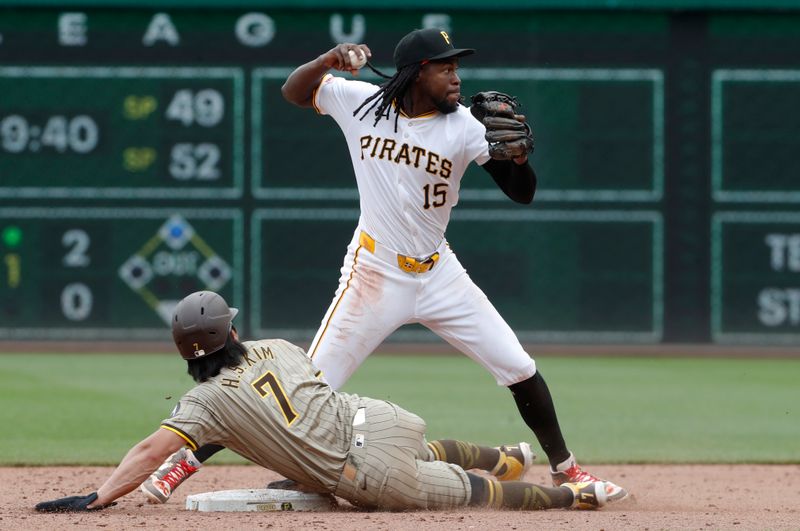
[172, 291, 239, 360]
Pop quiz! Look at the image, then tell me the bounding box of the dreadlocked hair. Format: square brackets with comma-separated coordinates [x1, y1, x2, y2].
[353, 62, 422, 133]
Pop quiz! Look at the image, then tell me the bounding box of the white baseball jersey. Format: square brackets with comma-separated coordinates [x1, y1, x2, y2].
[314, 74, 490, 257]
[308, 75, 537, 390]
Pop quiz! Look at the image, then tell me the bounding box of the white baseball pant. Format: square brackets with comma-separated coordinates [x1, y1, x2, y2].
[309, 226, 537, 389]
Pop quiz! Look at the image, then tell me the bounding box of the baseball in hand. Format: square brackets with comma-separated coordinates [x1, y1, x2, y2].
[348, 49, 367, 69]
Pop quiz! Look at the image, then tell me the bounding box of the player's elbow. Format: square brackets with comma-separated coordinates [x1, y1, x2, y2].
[510, 189, 534, 205]
[281, 82, 312, 108]
[509, 176, 535, 204]
[518, 191, 534, 205]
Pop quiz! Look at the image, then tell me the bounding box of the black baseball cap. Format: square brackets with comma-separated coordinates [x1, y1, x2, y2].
[393, 28, 475, 69]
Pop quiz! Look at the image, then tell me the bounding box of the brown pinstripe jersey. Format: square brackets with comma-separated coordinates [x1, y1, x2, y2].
[161, 339, 360, 492]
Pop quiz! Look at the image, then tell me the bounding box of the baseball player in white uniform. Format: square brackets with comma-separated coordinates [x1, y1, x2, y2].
[141, 28, 627, 503]
[286, 27, 627, 502]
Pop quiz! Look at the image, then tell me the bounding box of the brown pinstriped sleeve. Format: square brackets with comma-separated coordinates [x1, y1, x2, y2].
[161, 395, 218, 450]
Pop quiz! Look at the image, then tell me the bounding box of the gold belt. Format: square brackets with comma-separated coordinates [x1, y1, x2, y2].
[359, 231, 440, 274]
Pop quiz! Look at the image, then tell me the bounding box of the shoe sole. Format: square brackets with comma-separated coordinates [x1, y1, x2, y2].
[605, 484, 630, 503]
[267, 478, 299, 490]
[140, 482, 168, 504]
[518, 442, 535, 470]
[594, 481, 608, 508]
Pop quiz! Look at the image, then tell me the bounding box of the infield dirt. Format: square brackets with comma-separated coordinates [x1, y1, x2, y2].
[4, 464, 798, 530]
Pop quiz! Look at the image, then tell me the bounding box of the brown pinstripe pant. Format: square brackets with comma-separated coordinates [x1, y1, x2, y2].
[334, 398, 471, 510]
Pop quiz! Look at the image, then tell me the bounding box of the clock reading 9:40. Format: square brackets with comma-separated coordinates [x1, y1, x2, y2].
[0, 115, 99, 154]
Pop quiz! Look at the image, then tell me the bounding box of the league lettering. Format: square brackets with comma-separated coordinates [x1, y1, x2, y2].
[359, 135, 451, 178]
[13, 12, 376, 49]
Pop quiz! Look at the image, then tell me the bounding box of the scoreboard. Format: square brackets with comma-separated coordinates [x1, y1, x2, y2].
[709, 66, 800, 344]
[0, 67, 244, 198]
[1, 4, 800, 346]
[712, 212, 800, 344]
[0, 208, 242, 339]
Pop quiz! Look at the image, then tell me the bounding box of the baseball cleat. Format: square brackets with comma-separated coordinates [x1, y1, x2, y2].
[551, 452, 628, 502]
[266, 478, 300, 490]
[140, 448, 202, 504]
[560, 481, 608, 510]
[491, 442, 535, 481]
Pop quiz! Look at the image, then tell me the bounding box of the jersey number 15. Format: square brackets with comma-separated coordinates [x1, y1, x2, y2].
[422, 183, 447, 209]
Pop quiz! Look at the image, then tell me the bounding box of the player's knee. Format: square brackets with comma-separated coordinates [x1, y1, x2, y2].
[499, 358, 537, 387]
[378, 469, 428, 510]
[384, 461, 472, 510]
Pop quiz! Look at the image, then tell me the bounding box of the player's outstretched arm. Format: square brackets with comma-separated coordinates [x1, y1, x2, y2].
[482, 158, 537, 204]
[281, 43, 371, 108]
[91, 429, 187, 507]
[35, 428, 185, 512]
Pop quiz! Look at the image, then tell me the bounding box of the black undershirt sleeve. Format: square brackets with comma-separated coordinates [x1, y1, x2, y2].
[481, 158, 537, 204]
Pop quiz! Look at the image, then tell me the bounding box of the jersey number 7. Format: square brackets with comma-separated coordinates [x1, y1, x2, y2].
[251, 371, 300, 426]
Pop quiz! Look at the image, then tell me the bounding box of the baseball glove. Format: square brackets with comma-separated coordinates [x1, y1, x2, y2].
[35, 492, 116, 513]
[470, 91, 534, 160]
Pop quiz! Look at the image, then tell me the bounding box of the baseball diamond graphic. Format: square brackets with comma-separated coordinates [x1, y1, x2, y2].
[118, 215, 232, 325]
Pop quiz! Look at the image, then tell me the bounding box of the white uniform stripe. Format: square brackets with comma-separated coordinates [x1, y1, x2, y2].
[309, 244, 364, 359]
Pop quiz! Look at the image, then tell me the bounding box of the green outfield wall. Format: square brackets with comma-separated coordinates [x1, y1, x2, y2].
[1, 4, 799, 346]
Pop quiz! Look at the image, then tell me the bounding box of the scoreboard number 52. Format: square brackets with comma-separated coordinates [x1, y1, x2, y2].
[165, 89, 225, 181]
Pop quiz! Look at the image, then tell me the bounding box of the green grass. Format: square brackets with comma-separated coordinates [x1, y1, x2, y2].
[0, 353, 797, 465]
